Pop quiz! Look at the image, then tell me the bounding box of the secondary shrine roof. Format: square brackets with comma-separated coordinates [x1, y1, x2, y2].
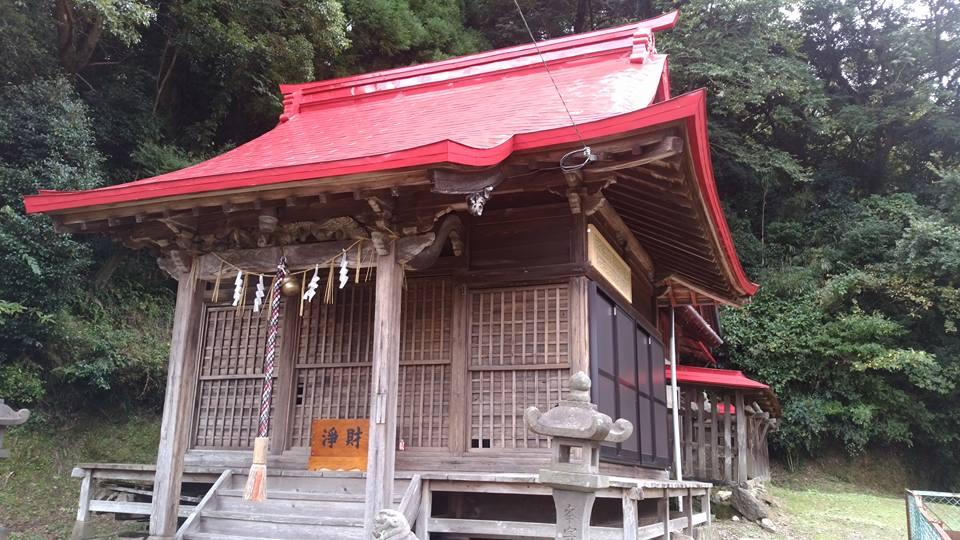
[668, 365, 780, 416]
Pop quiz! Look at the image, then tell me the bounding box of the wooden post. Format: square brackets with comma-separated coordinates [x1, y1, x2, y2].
[685, 489, 694, 534]
[448, 284, 468, 456]
[622, 489, 639, 540]
[696, 389, 706, 479]
[70, 469, 93, 539]
[704, 492, 712, 524]
[569, 276, 590, 375]
[270, 300, 301, 454]
[363, 245, 404, 536]
[735, 391, 748, 485]
[723, 393, 732, 482]
[149, 261, 204, 539]
[76, 469, 93, 522]
[710, 391, 719, 481]
[659, 496, 671, 540]
[416, 480, 432, 539]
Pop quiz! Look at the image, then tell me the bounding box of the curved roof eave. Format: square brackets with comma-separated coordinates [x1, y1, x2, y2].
[681, 91, 759, 298]
[23, 90, 756, 300]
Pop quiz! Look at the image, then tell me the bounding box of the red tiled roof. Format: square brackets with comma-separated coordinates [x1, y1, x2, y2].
[22, 10, 758, 299]
[23, 12, 677, 215]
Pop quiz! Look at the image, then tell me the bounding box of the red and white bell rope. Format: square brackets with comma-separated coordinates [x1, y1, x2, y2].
[258, 256, 285, 438]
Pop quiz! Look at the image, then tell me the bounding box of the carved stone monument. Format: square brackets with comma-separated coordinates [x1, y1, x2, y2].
[525, 371, 633, 540]
[372, 509, 418, 540]
[0, 399, 29, 459]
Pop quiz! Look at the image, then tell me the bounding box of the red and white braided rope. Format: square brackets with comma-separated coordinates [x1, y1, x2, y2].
[257, 256, 286, 438]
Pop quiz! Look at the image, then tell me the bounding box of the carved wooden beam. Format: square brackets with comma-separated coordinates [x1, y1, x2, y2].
[163, 234, 436, 281]
[406, 214, 465, 270]
[592, 196, 655, 279]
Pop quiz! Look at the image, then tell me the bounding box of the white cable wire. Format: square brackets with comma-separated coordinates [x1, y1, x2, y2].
[513, 0, 595, 172]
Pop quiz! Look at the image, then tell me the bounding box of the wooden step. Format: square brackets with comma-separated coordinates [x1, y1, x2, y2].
[187, 529, 364, 540]
[212, 493, 366, 517]
[197, 511, 365, 539]
[183, 533, 290, 540]
[203, 510, 364, 527]
[218, 488, 367, 501]
[223, 473, 409, 496]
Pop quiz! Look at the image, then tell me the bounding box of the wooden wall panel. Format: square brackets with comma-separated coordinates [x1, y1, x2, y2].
[469, 210, 572, 270]
[468, 284, 571, 449]
[678, 386, 748, 484]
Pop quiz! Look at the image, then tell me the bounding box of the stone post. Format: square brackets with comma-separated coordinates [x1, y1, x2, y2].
[525, 372, 633, 540]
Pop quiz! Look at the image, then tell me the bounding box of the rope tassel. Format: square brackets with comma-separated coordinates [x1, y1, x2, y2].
[243, 256, 286, 502]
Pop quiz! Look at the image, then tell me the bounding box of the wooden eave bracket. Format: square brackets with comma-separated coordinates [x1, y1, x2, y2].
[587, 136, 683, 173]
[564, 171, 586, 214]
[589, 195, 655, 279]
[405, 214, 465, 270]
[158, 210, 464, 279]
[429, 166, 505, 195]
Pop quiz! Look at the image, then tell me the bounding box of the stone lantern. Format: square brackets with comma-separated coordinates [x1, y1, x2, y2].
[525, 371, 633, 540]
[0, 399, 30, 459]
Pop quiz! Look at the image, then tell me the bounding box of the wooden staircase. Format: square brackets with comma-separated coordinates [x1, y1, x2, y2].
[176, 471, 419, 540]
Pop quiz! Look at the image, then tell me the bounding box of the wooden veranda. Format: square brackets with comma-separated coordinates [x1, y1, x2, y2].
[26, 11, 765, 540]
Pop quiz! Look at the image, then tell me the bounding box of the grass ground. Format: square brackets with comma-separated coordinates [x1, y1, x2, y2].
[0, 416, 931, 539]
[713, 451, 920, 539]
[0, 413, 160, 540]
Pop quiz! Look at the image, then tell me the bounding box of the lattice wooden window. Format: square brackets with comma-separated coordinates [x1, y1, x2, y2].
[192, 304, 280, 449]
[289, 278, 453, 449]
[469, 284, 571, 449]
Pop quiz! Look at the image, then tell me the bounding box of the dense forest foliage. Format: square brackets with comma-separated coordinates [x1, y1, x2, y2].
[1, 0, 958, 485]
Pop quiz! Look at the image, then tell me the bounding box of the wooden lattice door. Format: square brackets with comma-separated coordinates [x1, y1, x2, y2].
[289, 278, 454, 450]
[192, 303, 280, 449]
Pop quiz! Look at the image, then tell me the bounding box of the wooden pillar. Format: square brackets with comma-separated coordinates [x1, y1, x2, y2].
[569, 276, 590, 375]
[696, 389, 706, 479]
[416, 480, 432, 539]
[735, 391, 748, 485]
[448, 283, 468, 456]
[622, 489, 639, 540]
[270, 300, 301, 454]
[363, 245, 404, 536]
[723, 393, 733, 482]
[658, 496, 671, 540]
[70, 470, 93, 539]
[149, 261, 204, 539]
[685, 489, 694, 534]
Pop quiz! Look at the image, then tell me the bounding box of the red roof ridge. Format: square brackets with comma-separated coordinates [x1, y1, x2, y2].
[278, 11, 678, 117]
